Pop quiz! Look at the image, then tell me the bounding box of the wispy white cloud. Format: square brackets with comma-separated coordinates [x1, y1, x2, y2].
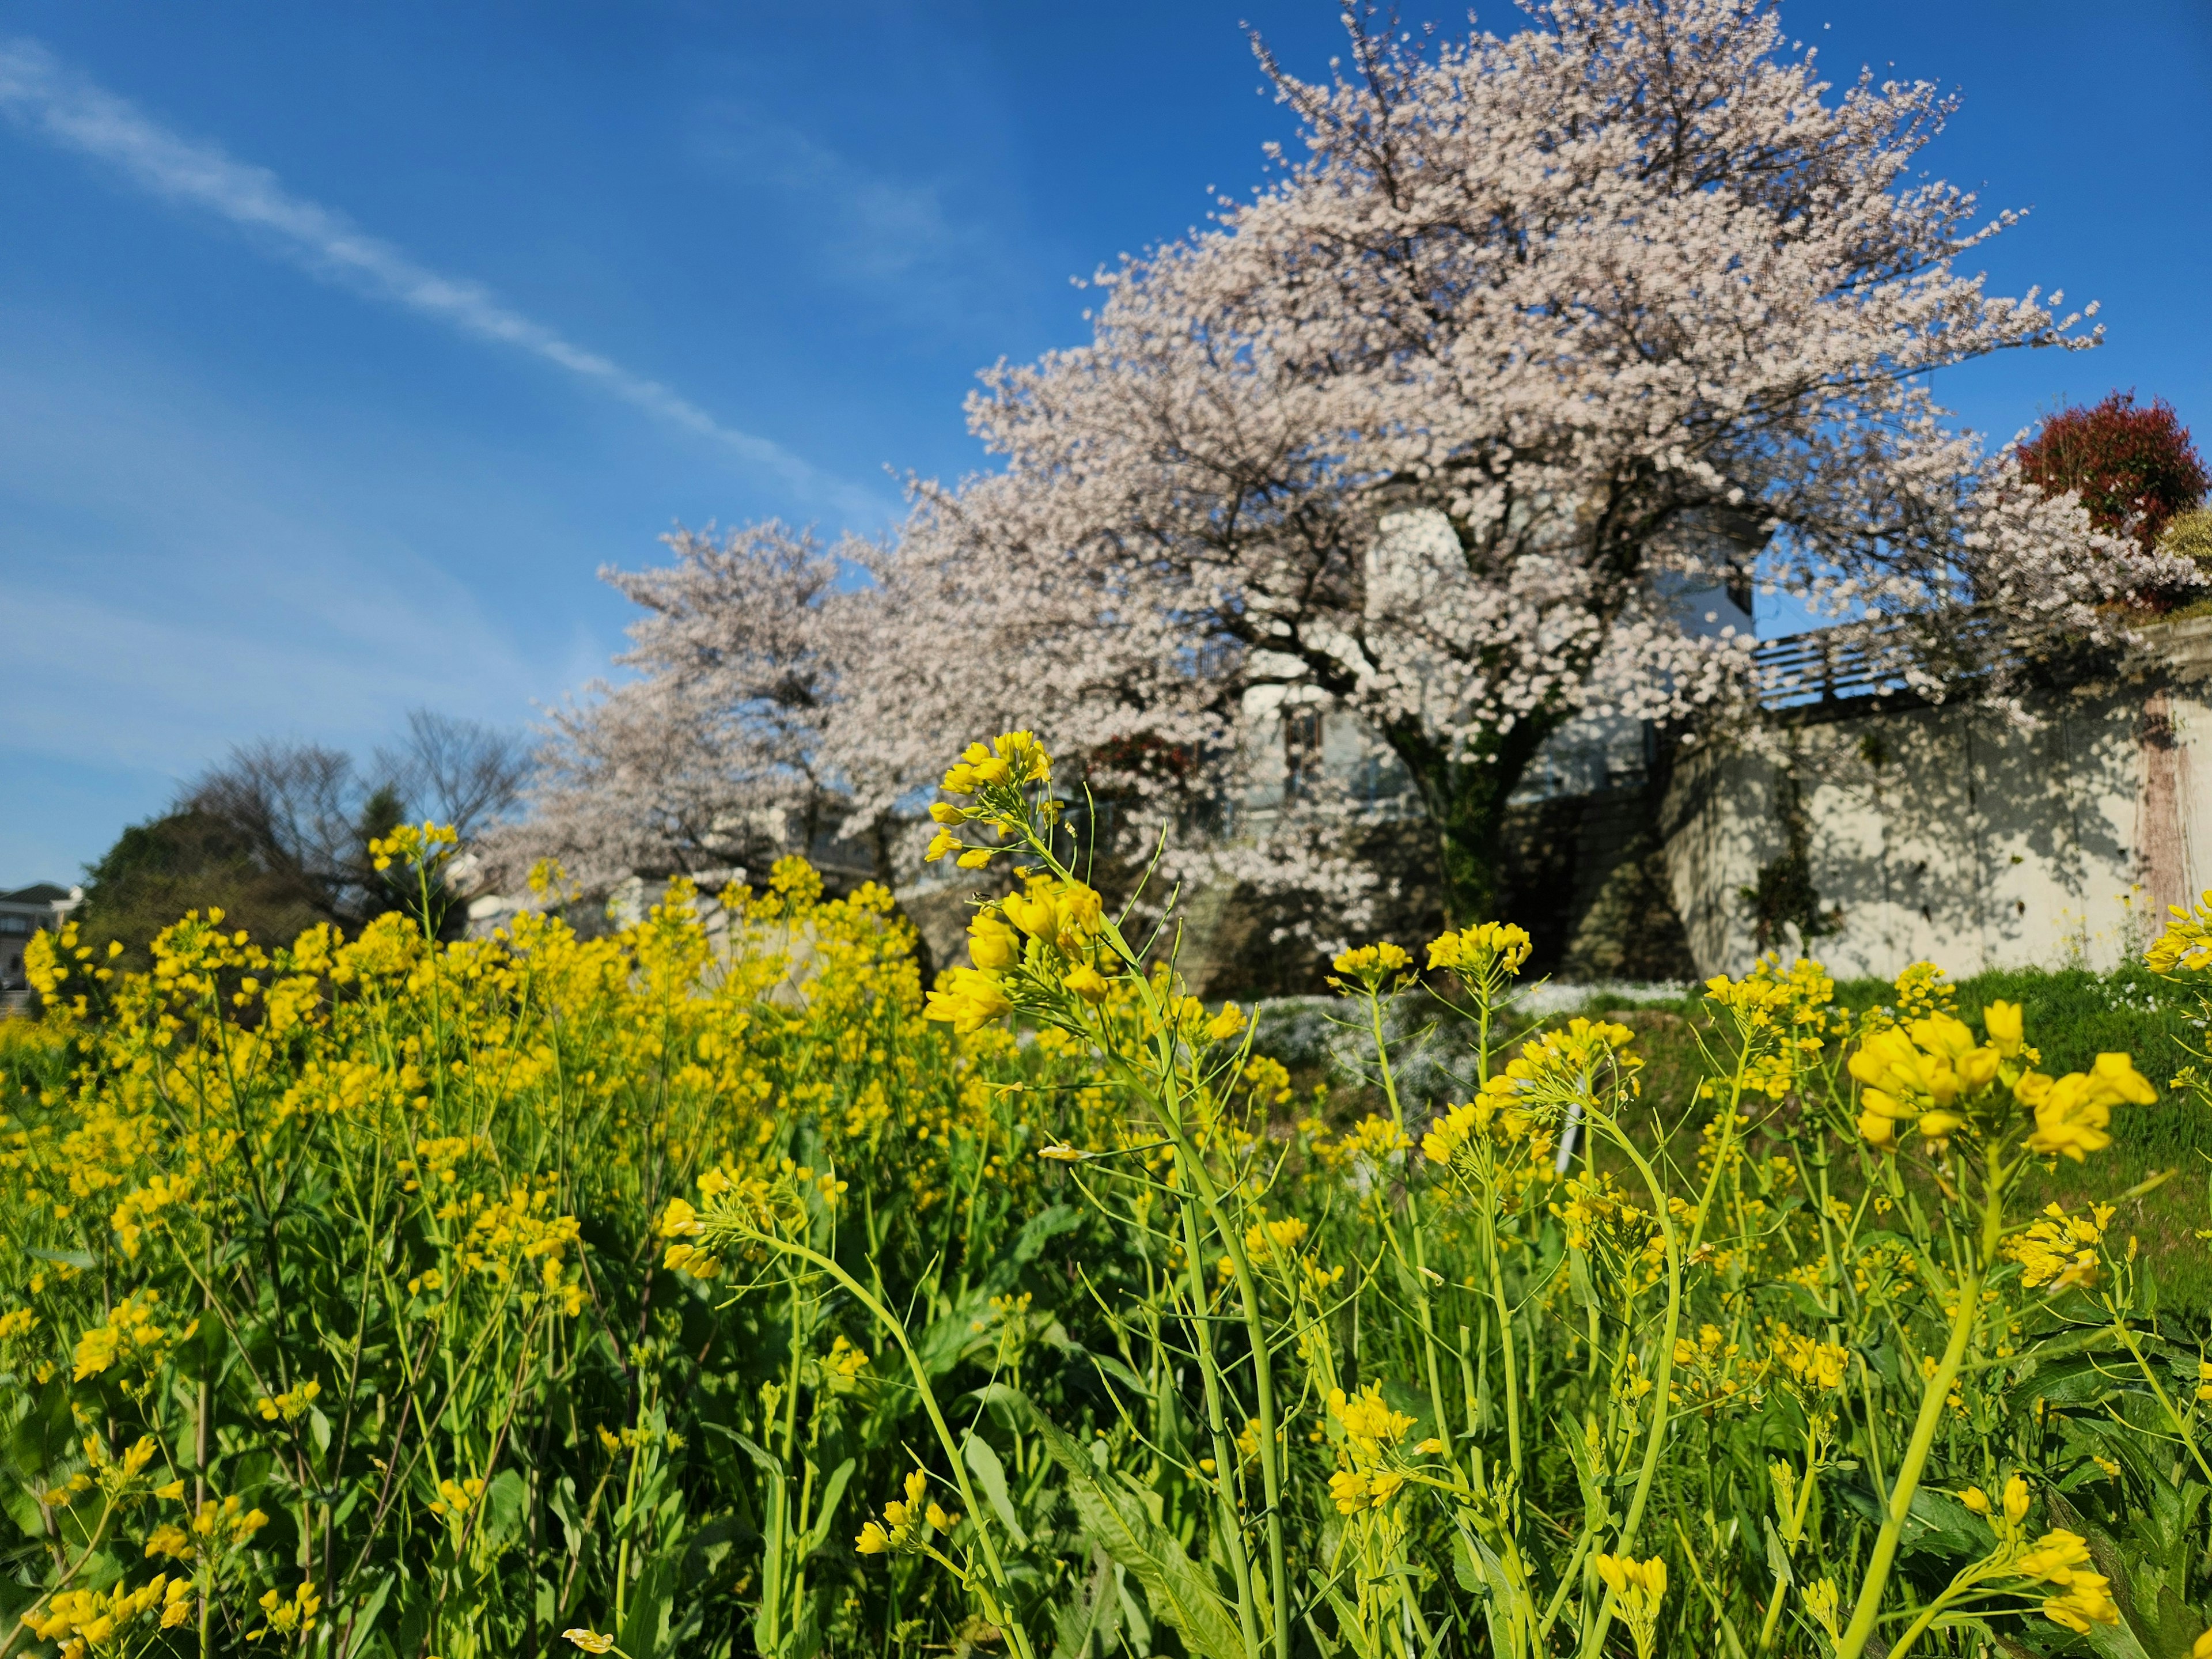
[0, 301, 592, 878]
[0, 36, 881, 518]
[685, 102, 1016, 327]
[695, 108, 961, 284]
[0, 308, 561, 770]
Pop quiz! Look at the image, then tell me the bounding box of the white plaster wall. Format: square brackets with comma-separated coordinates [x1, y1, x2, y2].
[1659, 619, 2212, 978]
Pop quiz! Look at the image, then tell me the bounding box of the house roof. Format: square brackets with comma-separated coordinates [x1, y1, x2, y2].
[0, 884, 73, 905]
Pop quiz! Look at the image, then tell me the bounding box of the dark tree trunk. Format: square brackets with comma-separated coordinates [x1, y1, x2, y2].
[1381, 715, 1562, 927]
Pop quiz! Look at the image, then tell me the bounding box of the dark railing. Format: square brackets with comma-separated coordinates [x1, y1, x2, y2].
[1750, 609, 2004, 713]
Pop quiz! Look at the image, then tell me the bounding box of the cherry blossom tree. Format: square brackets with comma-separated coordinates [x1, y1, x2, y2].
[490, 521, 889, 896]
[912, 0, 2191, 924]
[514, 0, 2193, 938]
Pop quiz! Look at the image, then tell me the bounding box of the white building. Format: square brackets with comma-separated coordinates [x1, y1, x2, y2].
[1, 882, 81, 1009]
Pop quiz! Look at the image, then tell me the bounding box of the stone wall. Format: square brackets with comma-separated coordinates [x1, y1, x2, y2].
[1660, 616, 2212, 978]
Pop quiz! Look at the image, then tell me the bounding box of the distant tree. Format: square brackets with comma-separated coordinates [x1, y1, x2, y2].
[839, 0, 2194, 929]
[375, 710, 534, 843]
[2163, 507, 2212, 573]
[2017, 392, 2209, 551]
[74, 810, 329, 972]
[77, 711, 528, 963]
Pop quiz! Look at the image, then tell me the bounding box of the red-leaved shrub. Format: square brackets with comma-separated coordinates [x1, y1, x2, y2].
[2017, 391, 2209, 549]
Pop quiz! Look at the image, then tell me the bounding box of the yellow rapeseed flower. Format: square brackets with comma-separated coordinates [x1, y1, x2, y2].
[922, 969, 1014, 1035]
[1426, 922, 1531, 978]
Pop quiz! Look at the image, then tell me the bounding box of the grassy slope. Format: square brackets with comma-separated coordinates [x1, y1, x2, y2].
[1570, 964, 2212, 1315]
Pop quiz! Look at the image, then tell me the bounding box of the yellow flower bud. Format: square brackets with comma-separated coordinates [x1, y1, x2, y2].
[1063, 964, 1110, 1004]
[968, 916, 1022, 972]
[1983, 999, 2024, 1056]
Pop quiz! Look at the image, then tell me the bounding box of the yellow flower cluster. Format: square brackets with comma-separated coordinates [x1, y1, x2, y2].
[1668, 1324, 1745, 1410]
[26, 1573, 195, 1655]
[255, 1378, 321, 1422]
[1954, 1478, 2119, 1633]
[1551, 1171, 1663, 1278]
[924, 873, 1113, 1034]
[1468, 1018, 1637, 1160]
[855, 1468, 960, 1555]
[2009, 1202, 2114, 1291]
[1325, 1382, 1419, 1513]
[248, 1581, 322, 1642]
[1425, 922, 1531, 979]
[1328, 942, 1412, 993]
[1244, 1215, 1310, 1263]
[2147, 888, 2212, 973]
[1847, 994, 2152, 1158]
[1767, 1323, 1850, 1395]
[2016, 1531, 2118, 1632]
[1593, 1554, 1668, 1659]
[72, 1289, 176, 1384]
[429, 1475, 486, 1520]
[368, 820, 460, 872]
[924, 731, 1054, 868]
[1887, 961, 1959, 1027]
[1422, 1096, 1530, 1166]
[2019, 1056, 2156, 1161]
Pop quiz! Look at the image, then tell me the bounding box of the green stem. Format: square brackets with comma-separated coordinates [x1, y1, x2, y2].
[1368, 988, 1457, 1476]
[1482, 1194, 1524, 1487]
[721, 1226, 1039, 1659]
[1575, 1108, 1683, 1659]
[1832, 1263, 1984, 1659]
[1171, 1167, 1264, 1659]
[2108, 1312, 2212, 1486]
[1029, 825, 1285, 1659]
[1177, 1143, 1289, 1659]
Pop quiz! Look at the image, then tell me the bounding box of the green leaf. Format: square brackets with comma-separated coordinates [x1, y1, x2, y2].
[1010, 1203, 1086, 1266]
[21, 1247, 94, 1270]
[617, 1548, 678, 1659]
[1449, 1529, 1480, 1596]
[963, 1435, 1031, 1550]
[1048, 1550, 1124, 1659]
[1020, 1393, 1249, 1659]
[478, 1468, 528, 1552]
[794, 1458, 857, 1563]
[715, 1427, 786, 1481]
[338, 1573, 395, 1659]
[1324, 1588, 1379, 1659]
[1762, 1516, 1793, 1588]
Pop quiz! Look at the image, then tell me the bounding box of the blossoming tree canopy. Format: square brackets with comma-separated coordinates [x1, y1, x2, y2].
[930, 0, 2189, 923]
[494, 521, 891, 897]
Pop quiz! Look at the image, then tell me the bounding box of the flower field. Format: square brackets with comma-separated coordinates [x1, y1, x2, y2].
[5, 735, 2212, 1659]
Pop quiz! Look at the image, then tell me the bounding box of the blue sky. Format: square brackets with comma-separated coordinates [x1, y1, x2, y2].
[3, 1, 2207, 888]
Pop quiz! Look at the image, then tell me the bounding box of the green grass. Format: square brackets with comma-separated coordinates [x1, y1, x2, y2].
[1565, 964, 2212, 1316]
